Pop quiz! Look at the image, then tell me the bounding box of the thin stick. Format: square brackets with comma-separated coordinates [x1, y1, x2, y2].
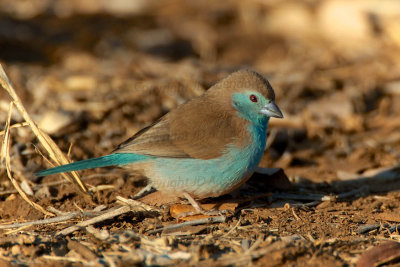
[116, 196, 159, 212]
[357, 224, 383, 234]
[0, 173, 116, 197]
[0, 206, 108, 229]
[56, 206, 132, 236]
[1, 102, 53, 217]
[0, 189, 19, 196]
[0, 64, 89, 196]
[246, 235, 264, 253]
[0, 212, 79, 229]
[183, 192, 204, 213]
[389, 225, 400, 233]
[273, 188, 365, 203]
[356, 224, 400, 234]
[147, 216, 226, 234]
[291, 208, 301, 221]
[0, 122, 29, 136]
[285, 201, 321, 208]
[222, 217, 241, 237]
[322, 187, 366, 201]
[57, 199, 158, 236]
[133, 183, 155, 199]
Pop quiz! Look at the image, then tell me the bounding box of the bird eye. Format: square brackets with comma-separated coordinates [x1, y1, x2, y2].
[250, 94, 258, 103]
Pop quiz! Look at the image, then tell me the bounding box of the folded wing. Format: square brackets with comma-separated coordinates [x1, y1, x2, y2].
[114, 96, 249, 160]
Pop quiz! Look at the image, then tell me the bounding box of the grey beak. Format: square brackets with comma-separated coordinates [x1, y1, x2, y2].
[260, 101, 283, 118]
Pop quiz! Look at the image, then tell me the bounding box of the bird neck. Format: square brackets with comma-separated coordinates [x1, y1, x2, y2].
[256, 116, 269, 131]
[248, 117, 269, 148]
[227, 117, 268, 176]
[245, 114, 270, 131]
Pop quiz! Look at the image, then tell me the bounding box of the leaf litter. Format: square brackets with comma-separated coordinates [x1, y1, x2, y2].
[1, 0, 400, 266]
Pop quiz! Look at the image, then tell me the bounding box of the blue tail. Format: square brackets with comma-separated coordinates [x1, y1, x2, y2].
[36, 153, 148, 177]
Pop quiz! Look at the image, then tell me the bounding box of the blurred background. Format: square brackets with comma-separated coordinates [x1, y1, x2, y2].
[0, 0, 400, 183]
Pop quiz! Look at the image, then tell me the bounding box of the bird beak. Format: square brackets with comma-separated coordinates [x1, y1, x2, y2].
[260, 101, 284, 118]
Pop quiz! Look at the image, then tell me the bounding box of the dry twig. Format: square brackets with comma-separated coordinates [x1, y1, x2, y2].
[0, 173, 114, 197]
[116, 195, 160, 211]
[1, 102, 53, 216]
[0, 206, 107, 229]
[0, 64, 89, 196]
[56, 197, 162, 236]
[273, 187, 366, 203]
[0, 122, 29, 136]
[0, 212, 79, 230]
[56, 206, 132, 236]
[147, 216, 226, 234]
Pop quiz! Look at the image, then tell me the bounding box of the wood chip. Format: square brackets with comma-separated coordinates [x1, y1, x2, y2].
[170, 202, 238, 220]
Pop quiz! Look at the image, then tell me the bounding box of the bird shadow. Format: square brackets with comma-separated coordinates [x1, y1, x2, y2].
[243, 165, 400, 208]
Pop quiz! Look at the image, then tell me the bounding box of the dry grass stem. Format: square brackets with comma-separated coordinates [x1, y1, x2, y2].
[0, 211, 78, 229]
[0, 64, 89, 196]
[56, 205, 132, 236]
[0, 122, 29, 136]
[1, 102, 54, 216]
[56, 198, 161, 236]
[0, 173, 108, 197]
[0, 205, 108, 229]
[116, 195, 159, 211]
[147, 216, 226, 234]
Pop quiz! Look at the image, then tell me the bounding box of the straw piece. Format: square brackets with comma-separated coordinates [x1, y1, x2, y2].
[1, 102, 53, 216]
[0, 63, 89, 196]
[0, 122, 29, 136]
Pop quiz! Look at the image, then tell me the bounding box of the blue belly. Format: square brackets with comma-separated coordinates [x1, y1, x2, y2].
[147, 122, 268, 198]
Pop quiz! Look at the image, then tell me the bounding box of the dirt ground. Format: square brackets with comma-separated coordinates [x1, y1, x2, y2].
[1, 0, 400, 266]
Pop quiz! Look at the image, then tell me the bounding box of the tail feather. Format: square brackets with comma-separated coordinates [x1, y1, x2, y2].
[36, 153, 148, 177]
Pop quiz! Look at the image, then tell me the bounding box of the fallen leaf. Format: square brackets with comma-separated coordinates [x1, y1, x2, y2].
[170, 202, 238, 221]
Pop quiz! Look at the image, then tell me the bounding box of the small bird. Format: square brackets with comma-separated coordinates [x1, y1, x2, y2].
[37, 70, 283, 211]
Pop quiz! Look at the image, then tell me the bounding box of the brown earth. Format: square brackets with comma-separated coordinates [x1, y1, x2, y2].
[1, 0, 400, 266]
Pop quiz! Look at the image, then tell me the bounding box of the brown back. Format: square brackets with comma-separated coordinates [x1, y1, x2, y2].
[114, 70, 274, 159]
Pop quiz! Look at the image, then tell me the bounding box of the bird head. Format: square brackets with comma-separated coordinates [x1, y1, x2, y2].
[208, 70, 283, 126]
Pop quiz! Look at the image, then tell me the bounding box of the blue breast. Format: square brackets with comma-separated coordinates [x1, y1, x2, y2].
[149, 118, 269, 198]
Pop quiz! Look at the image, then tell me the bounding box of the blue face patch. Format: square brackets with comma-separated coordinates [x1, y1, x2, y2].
[232, 92, 270, 126]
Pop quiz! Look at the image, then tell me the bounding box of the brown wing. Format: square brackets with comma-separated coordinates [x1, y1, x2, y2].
[114, 117, 191, 158]
[114, 96, 249, 159]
